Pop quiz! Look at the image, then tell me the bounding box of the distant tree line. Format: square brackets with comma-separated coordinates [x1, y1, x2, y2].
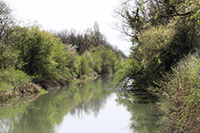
[56, 22, 127, 58]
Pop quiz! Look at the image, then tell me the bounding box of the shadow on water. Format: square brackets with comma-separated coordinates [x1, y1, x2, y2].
[0, 75, 163, 133]
[116, 90, 167, 133]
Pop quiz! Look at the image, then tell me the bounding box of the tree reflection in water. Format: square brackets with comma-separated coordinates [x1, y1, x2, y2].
[0, 75, 162, 133]
[116, 91, 162, 133]
[0, 75, 113, 133]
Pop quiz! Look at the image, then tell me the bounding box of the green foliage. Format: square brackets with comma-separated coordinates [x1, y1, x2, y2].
[13, 26, 53, 78]
[9, 24, 122, 82]
[117, 0, 200, 94]
[0, 0, 124, 103]
[117, 1, 200, 130]
[129, 18, 198, 91]
[12, 26, 72, 81]
[77, 54, 91, 76]
[91, 45, 118, 74]
[0, 68, 31, 91]
[64, 45, 79, 78]
[115, 58, 139, 87]
[0, 1, 17, 69]
[0, 0, 14, 44]
[91, 47, 103, 74]
[157, 54, 200, 132]
[50, 40, 72, 80]
[0, 44, 20, 69]
[0, 22, 122, 93]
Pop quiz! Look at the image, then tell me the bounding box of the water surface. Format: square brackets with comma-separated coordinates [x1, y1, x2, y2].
[0, 75, 159, 133]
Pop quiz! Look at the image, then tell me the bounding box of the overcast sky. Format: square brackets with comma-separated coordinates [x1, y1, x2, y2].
[3, 0, 131, 55]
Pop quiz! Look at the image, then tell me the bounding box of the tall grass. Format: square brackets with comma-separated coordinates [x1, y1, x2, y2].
[157, 53, 200, 132]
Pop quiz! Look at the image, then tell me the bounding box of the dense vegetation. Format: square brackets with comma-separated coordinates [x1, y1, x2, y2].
[158, 54, 200, 132]
[115, 0, 200, 132]
[0, 1, 125, 103]
[1, 0, 200, 131]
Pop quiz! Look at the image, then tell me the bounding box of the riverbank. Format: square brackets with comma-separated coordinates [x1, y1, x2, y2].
[0, 82, 48, 105]
[0, 72, 98, 105]
[115, 53, 200, 132]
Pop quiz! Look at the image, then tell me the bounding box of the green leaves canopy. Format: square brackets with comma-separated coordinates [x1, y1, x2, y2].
[12, 26, 71, 80]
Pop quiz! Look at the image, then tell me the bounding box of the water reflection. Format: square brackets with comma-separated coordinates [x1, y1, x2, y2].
[0, 75, 161, 133]
[116, 91, 161, 133]
[0, 75, 114, 133]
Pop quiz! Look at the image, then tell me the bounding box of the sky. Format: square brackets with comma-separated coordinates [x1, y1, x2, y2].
[3, 0, 131, 55]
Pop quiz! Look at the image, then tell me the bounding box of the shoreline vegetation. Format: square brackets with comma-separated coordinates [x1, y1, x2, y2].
[115, 0, 200, 132]
[0, 72, 98, 105]
[1, 0, 200, 132]
[0, 1, 126, 104]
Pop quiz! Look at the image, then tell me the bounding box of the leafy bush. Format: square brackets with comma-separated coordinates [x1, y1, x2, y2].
[157, 53, 200, 132]
[12, 26, 73, 81]
[0, 68, 31, 91]
[116, 16, 200, 98]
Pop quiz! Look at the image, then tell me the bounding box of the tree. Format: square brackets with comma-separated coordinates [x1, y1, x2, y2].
[77, 55, 90, 76]
[12, 25, 73, 81]
[115, 2, 200, 131]
[0, 1, 14, 45]
[115, 0, 200, 41]
[0, 1, 16, 69]
[91, 46, 118, 74]
[115, 0, 200, 96]
[56, 22, 112, 55]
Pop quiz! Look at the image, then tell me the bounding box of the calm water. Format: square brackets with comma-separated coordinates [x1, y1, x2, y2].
[0, 75, 159, 133]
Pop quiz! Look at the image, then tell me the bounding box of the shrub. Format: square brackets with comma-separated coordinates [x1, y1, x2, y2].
[0, 68, 31, 90]
[0, 68, 31, 101]
[12, 26, 73, 81]
[158, 53, 200, 132]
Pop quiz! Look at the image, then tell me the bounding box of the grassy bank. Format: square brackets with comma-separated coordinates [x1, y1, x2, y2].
[0, 68, 45, 103]
[0, 70, 99, 104]
[157, 53, 200, 132]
